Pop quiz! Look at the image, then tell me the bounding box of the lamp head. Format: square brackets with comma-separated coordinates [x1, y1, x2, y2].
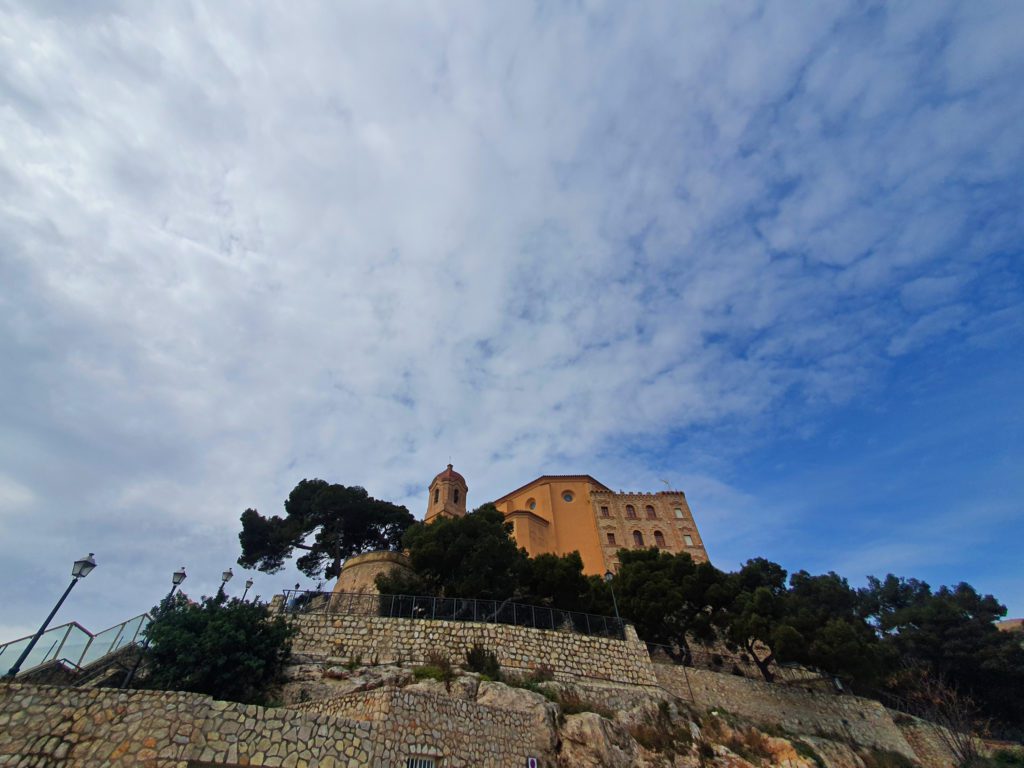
[72, 553, 97, 579]
[245, 578, 254, 589]
[221, 567, 234, 584]
[604, 570, 615, 583]
[172, 567, 187, 586]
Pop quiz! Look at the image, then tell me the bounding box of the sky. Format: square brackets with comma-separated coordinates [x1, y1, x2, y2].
[1, 1, 1022, 642]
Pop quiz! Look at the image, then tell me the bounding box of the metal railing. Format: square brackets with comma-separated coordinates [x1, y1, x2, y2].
[0, 614, 149, 677]
[282, 589, 628, 640]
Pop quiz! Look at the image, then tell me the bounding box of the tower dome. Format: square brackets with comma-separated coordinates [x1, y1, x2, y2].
[425, 463, 468, 523]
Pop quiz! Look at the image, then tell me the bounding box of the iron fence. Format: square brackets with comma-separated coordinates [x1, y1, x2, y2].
[281, 589, 627, 640]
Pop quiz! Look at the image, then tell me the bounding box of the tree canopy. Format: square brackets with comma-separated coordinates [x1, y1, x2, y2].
[140, 592, 294, 705]
[238, 479, 415, 580]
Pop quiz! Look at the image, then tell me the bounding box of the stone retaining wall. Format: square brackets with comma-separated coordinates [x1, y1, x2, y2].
[289, 612, 659, 687]
[297, 687, 550, 766]
[0, 682, 374, 767]
[655, 665, 918, 759]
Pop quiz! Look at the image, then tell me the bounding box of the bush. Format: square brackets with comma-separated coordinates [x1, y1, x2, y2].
[464, 643, 501, 679]
[141, 592, 295, 705]
[413, 651, 455, 689]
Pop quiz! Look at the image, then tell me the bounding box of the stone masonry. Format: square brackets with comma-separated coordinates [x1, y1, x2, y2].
[655, 665, 919, 760]
[288, 612, 659, 687]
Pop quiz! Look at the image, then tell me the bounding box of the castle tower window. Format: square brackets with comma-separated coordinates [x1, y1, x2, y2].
[607, 532, 616, 545]
[454, 489, 459, 503]
[434, 489, 439, 504]
[600, 506, 609, 518]
[626, 505, 636, 519]
[633, 530, 644, 547]
[654, 530, 666, 548]
[684, 534, 694, 546]
[645, 505, 657, 519]
[674, 507, 684, 518]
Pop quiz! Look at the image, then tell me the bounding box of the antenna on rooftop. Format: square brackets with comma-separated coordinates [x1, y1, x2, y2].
[659, 478, 671, 490]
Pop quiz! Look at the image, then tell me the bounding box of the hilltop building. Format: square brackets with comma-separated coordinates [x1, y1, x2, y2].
[424, 465, 709, 576]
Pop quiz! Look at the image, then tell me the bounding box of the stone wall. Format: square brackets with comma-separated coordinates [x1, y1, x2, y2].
[0, 682, 374, 767]
[297, 687, 551, 767]
[895, 714, 959, 768]
[288, 612, 659, 687]
[655, 665, 918, 759]
[331, 551, 413, 595]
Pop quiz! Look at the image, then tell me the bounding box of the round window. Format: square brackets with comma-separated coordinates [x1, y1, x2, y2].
[562, 491, 574, 502]
[528, 499, 536, 510]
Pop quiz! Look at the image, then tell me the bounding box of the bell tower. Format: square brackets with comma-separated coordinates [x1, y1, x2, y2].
[425, 464, 468, 524]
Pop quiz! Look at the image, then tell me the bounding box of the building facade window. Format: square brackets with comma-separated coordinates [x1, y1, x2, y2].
[645, 505, 657, 519]
[527, 498, 536, 510]
[633, 530, 644, 547]
[654, 530, 666, 548]
[684, 534, 694, 546]
[674, 508, 684, 518]
[562, 491, 574, 502]
[607, 532, 616, 545]
[454, 489, 459, 503]
[600, 506, 610, 518]
[433, 488, 439, 504]
[626, 505, 636, 519]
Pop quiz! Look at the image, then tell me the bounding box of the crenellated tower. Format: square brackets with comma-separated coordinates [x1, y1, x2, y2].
[425, 463, 468, 524]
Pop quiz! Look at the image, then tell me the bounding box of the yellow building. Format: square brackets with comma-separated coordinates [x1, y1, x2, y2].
[424, 465, 709, 576]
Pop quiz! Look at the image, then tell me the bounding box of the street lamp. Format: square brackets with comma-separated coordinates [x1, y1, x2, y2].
[242, 578, 254, 602]
[171, 566, 187, 592]
[217, 567, 233, 598]
[604, 569, 622, 624]
[5, 553, 97, 678]
[122, 565, 188, 689]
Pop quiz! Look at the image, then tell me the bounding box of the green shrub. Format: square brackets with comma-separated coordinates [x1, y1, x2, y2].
[464, 643, 501, 679]
[141, 592, 294, 705]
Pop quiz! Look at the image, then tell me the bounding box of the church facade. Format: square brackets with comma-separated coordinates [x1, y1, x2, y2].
[425, 465, 709, 576]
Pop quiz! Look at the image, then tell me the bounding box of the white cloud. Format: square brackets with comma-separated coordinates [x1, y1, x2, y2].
[0, 2, 1021, 630]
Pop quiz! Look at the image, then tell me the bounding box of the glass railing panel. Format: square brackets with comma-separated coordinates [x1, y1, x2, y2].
[0, 635, 34, 672]
[9, 624, 72, 672]
[55, 624, 93, 667]
[110, 615, 147, 653]
[77, 623, 124, 667]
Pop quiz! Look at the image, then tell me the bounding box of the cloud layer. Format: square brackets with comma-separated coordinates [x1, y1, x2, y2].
[1, 2, 1022, 630]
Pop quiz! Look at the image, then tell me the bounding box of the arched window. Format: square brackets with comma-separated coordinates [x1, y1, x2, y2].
[633, 530, 644, 547]
[625, 505, 636, 519]
[434, 488, 439, 504]
[454, 489, 459, 504]
[654, 530, 666, 548]
[645, 505, 657, 519]
[607, 532, 616, 546]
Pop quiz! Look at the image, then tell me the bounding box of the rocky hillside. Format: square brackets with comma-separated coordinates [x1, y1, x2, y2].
[278, 653, 925, 768]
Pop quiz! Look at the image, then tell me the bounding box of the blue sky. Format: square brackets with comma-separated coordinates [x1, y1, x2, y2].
[0, 1, 1022, 640]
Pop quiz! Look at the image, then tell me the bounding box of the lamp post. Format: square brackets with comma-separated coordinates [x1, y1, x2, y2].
[122, 566, 187, 689]
[5, 553, 97, 678]
[604, 569, 622, 624]
[241, 578, 254, 602]
[217, 567, 233, 598]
